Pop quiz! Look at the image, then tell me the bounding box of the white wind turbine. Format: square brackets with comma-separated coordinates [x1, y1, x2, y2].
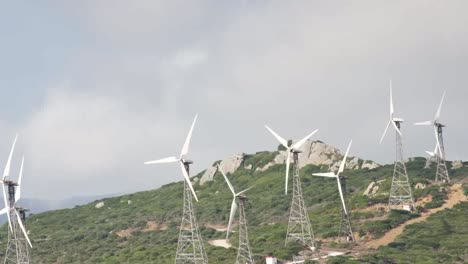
[415, 91, 450, 182]
[265, 126, 318, 194]
[415, 91, 446, 159]
[380, 81, 415, 209]
[313, 141, 355, 242]
[220, 169, 253, 239]
[219, 168, 255, 264]
[144, 115, 199, 201]
[144, 115, 207, 263]
[0, 135, 32, 248]
[313, 141, 352, 217]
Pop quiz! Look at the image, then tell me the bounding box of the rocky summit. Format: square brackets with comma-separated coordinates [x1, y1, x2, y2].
[199, 140, 380, 185]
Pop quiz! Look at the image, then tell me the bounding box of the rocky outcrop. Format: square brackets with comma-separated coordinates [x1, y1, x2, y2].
[200, 153, 246, 185]
[452, 160, 464, 169]
[415, 183, 426, 190]
[269, 141, 379, 171]
[362, 161, 380, 170]
[200, 166, 218, 185]
[199, 141, 380, 185]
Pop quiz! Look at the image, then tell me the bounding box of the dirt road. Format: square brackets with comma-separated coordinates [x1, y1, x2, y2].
[366, 183, 466, 248]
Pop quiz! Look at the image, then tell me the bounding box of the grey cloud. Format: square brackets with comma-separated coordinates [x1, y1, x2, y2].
[2, 1, 468, 199]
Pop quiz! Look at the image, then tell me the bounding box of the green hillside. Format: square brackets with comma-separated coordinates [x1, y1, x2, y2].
[1, 149, 467, 263]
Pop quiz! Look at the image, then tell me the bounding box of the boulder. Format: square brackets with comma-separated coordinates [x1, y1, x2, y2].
[452, 160, 463, 169]
[415, 183, 426, 190]
[362, 161, 380, 170]
[95, 202, 105, 209]
[219, 153, 245, 174]
[200, 153, 246, 185]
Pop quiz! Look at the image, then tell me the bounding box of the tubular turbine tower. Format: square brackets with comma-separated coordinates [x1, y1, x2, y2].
[145, 115, 208, 264]
[265, 126, 318, 250]
[379, 82, 415, 210]
[0, 136, 33, 264]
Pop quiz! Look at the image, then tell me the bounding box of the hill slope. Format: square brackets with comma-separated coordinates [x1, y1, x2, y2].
[1, 142, 467, 263]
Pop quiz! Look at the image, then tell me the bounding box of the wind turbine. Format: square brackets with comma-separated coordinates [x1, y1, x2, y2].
[265, 126, 318, 195]
[380, 81, 415, 210]
[265, 125, 318, 249]
[145, 115, 199, 201]
[144, 115, 207, 264]
[0, 135, 33, 264]
[313, 140, 355, 242]
[415, 91, 450, 183]
[220, 168, 255, 264]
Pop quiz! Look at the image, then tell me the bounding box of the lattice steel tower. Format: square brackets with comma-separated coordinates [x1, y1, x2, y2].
[388, 121, 415, 210]
[338, 175, 354, 242]
[235, 196, 254, 264]
[434, 124, 449, 183]
[286, 151, 316, 249]
[3, 181, 31, 264]
[175, 163, 208, 264]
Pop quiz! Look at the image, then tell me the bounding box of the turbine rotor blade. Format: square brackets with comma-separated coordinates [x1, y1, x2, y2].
[425, 151, 435, 157]
[3, 135, 18, 180]
[226, 198, 237, 239]
[219, 167, 236, 197]
[434, 126, 443, 159]
[180, 114, 198, 158]
[0, 207, 7, 215]
[285, 151, 291, 195]
[236, 186, 254, 196]
[379, 121, 391, 144]
[338, 140, 352, 175]
[265, 125, 288, 148]
[144, 156, 179, 165]
[312, 172, 337, 178]
[15, 156, 24, 203]
[15, 210, 32, 248]
[336, 177, 348, 216]
[414, 121, 433, 126]
[435, 91, 446, 122]
[291, 129, 319, 150]
[180, 162, 198, 202]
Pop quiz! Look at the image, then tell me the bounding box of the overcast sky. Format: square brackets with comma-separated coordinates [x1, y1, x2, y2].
[0, 1, 467, 199]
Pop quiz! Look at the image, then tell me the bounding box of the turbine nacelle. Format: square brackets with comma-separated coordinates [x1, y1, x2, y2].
[182, 160, 194, 165]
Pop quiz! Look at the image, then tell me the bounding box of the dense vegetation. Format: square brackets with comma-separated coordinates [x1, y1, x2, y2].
[0, 150, 466, 263]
